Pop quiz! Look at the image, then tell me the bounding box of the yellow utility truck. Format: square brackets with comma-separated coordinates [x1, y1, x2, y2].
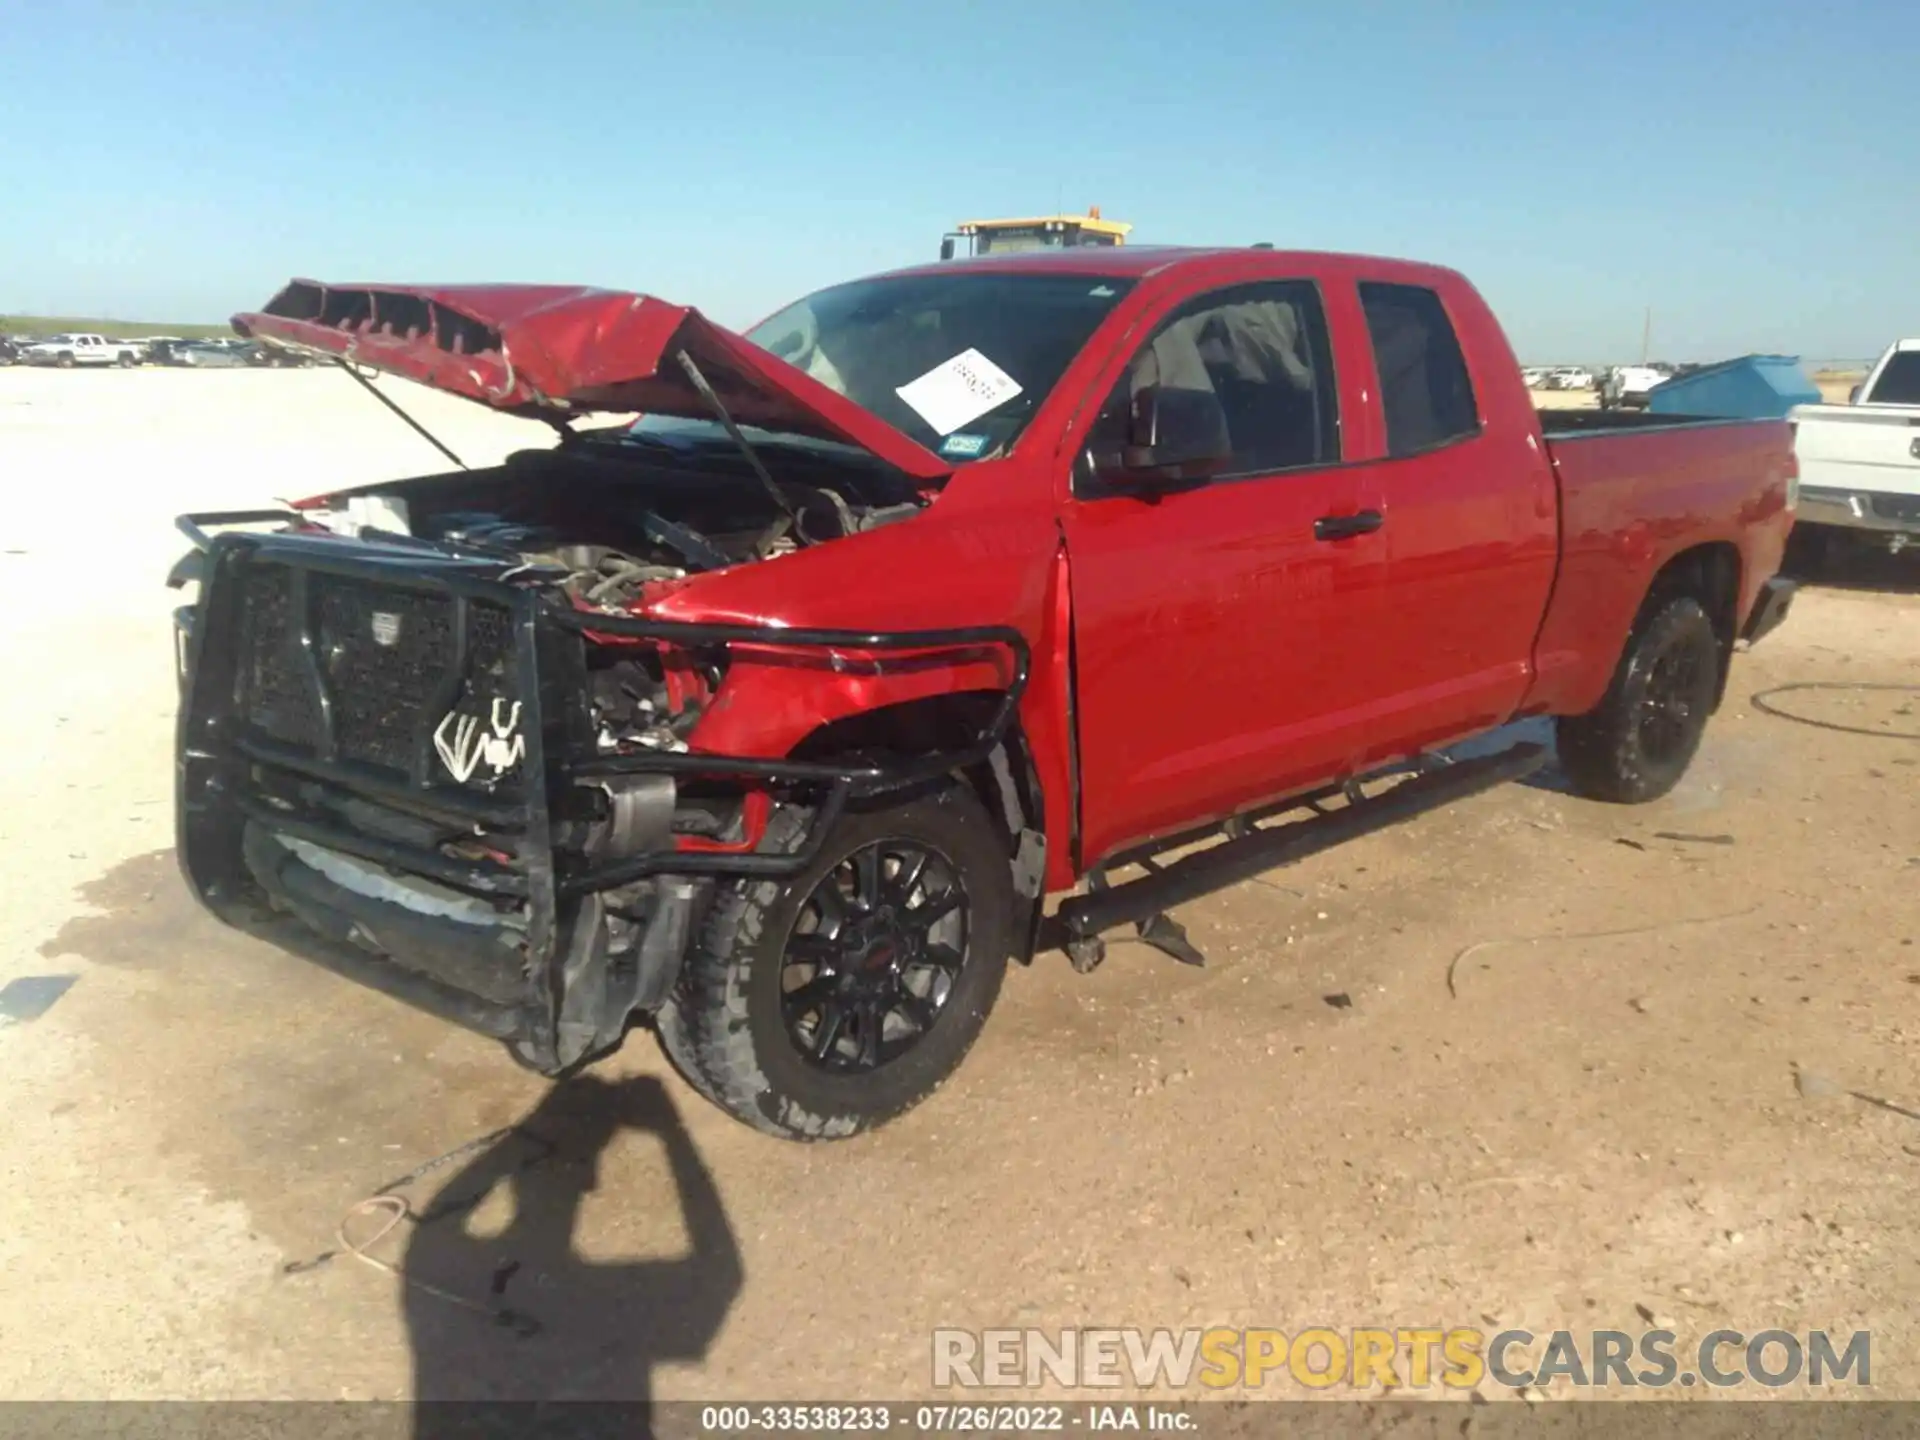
[940, 208, 1131, 260]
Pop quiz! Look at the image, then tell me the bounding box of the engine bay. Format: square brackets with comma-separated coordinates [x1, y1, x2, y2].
[288, 429, 931, 767]
[301, 430, 928, 608]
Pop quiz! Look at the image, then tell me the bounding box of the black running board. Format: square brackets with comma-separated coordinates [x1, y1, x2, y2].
[1057, 742, 1547, 941]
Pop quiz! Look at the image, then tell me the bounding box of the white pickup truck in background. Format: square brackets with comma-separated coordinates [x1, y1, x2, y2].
[19, 333, 141, 368]
[1610, 365, 1671, 410]
[1790, 339, 1920, 555]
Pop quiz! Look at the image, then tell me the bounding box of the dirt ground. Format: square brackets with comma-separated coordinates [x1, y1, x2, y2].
[2, 366, 1916, 1405]
[1813, 374, 1865, 406]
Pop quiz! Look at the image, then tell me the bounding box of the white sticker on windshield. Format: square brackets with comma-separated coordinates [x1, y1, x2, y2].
[894, 349, 1023, 437]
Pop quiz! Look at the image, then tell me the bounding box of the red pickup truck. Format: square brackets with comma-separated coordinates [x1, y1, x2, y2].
[172, 247, 1797, 1139]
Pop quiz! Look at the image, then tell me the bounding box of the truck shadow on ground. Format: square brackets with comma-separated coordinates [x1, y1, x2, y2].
[39, 851, 743, 1426]
[403, 1072, 743, 1431]
[1781, 532, 1920, 594]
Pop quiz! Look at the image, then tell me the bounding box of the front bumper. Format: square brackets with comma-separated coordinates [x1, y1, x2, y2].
[1795, 486, 1920, 540]
[173, 519, 1027, 1073]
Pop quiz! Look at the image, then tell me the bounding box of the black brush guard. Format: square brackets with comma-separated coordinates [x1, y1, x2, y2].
[174, 521, 1028, 1073]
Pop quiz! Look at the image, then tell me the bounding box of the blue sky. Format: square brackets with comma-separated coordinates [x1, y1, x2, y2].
[3, 0, 1911, 362]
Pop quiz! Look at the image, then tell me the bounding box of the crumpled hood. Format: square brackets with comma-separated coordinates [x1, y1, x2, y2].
[232, 280, 952, 480]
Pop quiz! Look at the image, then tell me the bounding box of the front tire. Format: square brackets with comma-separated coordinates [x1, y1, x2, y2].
[1556, 594, 1721, 803]
[56, 352, 75, 369]
[657, 786, 1013, 1140]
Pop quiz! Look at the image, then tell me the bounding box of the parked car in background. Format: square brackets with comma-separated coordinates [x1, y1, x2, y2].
[148, 337, 214, 365]
[1790, 338, 1920, 556]
[1611, 366, 1670, 410]
[19, 333, 142, 368]
[246, 341, 314, 368]
[1522, 367, 1551, 389]
[0, 337, 19, 366]
[1551, 367, 1595, 390]
[170, 248, 1797, 1138]
[173, 340, 253, 368]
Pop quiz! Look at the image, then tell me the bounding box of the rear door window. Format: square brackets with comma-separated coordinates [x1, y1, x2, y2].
[1866, 351, 1920, 405]
[1359, 282, 1480, 457]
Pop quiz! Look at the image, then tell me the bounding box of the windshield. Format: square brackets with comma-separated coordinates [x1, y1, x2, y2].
[726, 271, 1133, 460]
[973, 227, 1121, 255]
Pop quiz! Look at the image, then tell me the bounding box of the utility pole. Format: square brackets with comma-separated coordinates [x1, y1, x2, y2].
[1641, 306, 1652, 364]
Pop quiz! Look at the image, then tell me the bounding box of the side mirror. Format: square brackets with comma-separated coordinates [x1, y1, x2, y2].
[939, 238, 956, 262]
[1093, 386, 1233, 488]
[1847, 384, 1861, 405]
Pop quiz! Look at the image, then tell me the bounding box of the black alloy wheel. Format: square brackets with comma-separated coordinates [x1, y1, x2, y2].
[655, 786, 1015, 1139]
[1556, 593, 1721, 804]
[1635, 634, 1708, 767]
[779, 838, 969, 1074]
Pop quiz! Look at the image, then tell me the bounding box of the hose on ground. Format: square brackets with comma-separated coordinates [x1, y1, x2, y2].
[1750, 682, 1920, 740]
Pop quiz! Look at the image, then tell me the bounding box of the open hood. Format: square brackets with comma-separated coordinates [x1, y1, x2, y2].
[232, 280, 952, 481]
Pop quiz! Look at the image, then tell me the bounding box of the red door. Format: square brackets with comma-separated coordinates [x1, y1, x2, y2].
[1345, 280, 1559, 764]
[1058, 279, 1388, 866]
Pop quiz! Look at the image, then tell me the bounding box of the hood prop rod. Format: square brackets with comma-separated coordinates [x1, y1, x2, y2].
[333, 358, 468, 470]
[673, 349, 800, 555]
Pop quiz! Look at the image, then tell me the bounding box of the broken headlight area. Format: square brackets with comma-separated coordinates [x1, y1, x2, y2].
[580, 644, 724, 759]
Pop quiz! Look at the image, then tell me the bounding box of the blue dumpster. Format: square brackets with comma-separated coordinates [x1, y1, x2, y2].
[1645, 354, 1820, 420]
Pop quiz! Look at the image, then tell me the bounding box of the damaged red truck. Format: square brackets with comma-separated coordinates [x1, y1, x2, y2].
[172, 247, 1797, 1139]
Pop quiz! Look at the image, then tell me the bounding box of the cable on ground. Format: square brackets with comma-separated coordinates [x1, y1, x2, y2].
[1751, 682, 1920, 740]
[1445, 903, 1762, 999]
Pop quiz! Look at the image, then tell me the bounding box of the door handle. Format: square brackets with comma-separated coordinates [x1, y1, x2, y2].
[1313, 509, 1384, 541]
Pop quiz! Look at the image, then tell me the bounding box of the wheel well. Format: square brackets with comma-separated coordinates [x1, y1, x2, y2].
[790, 693, 1047, 956]
[791, 693, 1041, 839]
[1645, 541, 1742, 706]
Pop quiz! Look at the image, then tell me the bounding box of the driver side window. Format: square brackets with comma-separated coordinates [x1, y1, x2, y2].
[1078, 281, 1339, 493]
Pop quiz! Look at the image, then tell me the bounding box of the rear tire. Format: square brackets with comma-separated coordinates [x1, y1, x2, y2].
[656, 786, 1012, 1140]
[1556, 594, 1721, 804]
[117, 352, 134, 368]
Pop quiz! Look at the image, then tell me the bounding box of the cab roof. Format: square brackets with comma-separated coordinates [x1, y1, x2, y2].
[877, 245, 1469, 288]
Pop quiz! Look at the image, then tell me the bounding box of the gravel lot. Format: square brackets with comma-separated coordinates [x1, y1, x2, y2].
[2, 365, 1917, 1404]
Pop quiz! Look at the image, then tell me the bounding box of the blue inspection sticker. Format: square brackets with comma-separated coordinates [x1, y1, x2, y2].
[939, 432, 989, 458]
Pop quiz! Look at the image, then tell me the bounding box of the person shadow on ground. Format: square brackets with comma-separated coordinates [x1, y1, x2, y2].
[402, 1072, 742, 1437]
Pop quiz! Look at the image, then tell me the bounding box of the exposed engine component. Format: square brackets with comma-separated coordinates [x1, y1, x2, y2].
[546, 544, 686, 608]
[588, 658, 691, 753]
[637, 510, 733, 571]
[411, 510, 690, 608]
[426, 511, 558, 553]
[311, 451, 931, 626]
[854, 501, 924, 532]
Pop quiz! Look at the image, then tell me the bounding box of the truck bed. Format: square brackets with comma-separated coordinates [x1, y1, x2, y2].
[1787, 401, 1920, 540]
[1522, 413, 1796, 718]
[1535, 408, 1751, 435]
